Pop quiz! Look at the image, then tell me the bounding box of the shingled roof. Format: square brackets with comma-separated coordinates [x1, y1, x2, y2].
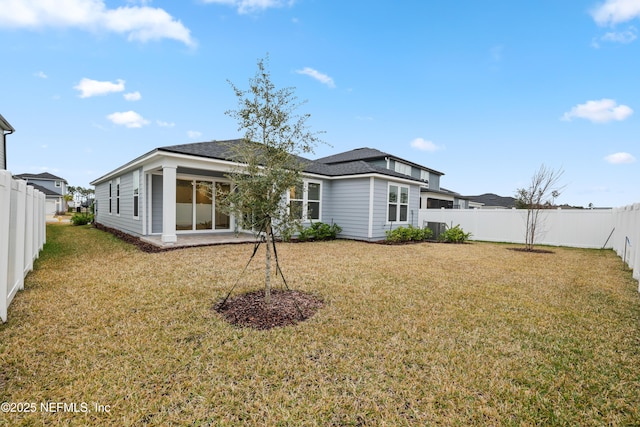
[316, 147, 444, 176]
[15, 172, 67, 182]
[158, 140, 424, 182]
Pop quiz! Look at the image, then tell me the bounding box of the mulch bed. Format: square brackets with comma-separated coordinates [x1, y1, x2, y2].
[507, 247, 555, 254]
[93, 223, 168, 253]
[215, 289, 324, 330]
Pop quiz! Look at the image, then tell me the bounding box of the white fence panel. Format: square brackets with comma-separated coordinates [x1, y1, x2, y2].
[0, 170, 46, 322]
[420, 206, 639, 288]
[420, 208, 616, 249]
[611, 203, 640, 285]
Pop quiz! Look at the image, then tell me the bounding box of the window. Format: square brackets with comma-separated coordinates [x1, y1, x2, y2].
[54, 180, 61, 188]
[116, 177, 120, 215]
[420, 170, 429, 186]
[394, 162, 412, 176]
[133, 171, 139, 219]
[388, 184, 409, 222]
[108, 181, 112, 214]
[289, 180, 321, 221]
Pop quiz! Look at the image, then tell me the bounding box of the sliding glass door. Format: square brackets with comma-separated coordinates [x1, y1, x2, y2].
[176, 178, 231, 232]
[195, 181, 213, 230]
[215, 183, 231, 229]
[176, 179, 194, 230]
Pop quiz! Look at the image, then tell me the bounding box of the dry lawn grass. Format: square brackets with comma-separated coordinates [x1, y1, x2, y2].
[1, 224, 640, 426]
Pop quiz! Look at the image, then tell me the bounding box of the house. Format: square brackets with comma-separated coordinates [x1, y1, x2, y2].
[90, 140, 467, 244]
[0, 114, 15, 170]
[14, 173, 69, 215]
[314, 148, 471, 210]
[467, 193, 516, 209]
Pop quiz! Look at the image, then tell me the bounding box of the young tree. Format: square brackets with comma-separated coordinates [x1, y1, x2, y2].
[515, 164, 565, 251]
[221, 56, 323, 304]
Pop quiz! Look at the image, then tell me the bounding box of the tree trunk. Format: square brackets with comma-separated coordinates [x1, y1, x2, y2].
[265, 218, 272, 305]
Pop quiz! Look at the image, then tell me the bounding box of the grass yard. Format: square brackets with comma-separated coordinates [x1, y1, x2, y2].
[1, 224, 640, 426]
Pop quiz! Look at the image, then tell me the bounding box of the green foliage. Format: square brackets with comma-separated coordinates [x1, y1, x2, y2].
[220, 55, 324, 236]
[297, 222, 342, 242]
[385, 225, 433, 243]
[438, 224, 471, 243]
[70, 213, 93, 226]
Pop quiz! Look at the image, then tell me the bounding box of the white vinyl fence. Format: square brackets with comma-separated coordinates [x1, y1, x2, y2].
[420, 205, 640, 286]
[0, 170, 46, 322]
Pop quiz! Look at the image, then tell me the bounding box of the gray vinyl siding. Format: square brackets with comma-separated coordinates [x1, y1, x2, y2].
[323, 178, 371, 240]
[429, 174, 440, 191]
[371, 179, 420, 241]
[94, 170, 143, 236]
[320, 177, 421, 242]
[24, 178, 64, 195]
[151, 174, 163, 234]
[370, 178, 389, 241]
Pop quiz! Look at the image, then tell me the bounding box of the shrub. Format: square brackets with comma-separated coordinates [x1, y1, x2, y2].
[297, 222, 342, 242]
[385, 225, 433, 243]
[71, 213, 93, 226]
[438, 224, 471, 243]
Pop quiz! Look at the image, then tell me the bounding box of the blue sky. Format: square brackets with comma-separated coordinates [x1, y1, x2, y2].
[1, 0, 639, 207]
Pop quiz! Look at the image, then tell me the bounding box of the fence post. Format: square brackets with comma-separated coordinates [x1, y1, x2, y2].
[13, 179, 26, 290]
[24, 185, 34, 277]
[0, 171, 12, 322]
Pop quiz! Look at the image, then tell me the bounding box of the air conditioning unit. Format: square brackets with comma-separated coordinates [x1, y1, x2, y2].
[426, 222, 446, 240]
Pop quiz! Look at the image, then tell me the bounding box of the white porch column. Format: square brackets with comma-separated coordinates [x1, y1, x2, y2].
[161, 165, 177, 243]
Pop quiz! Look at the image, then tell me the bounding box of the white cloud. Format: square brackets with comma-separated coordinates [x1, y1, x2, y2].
[410, 138, 442, 152]
[295, 67, 335, 88]
[591, 0, 640, 26]
[561, 99, 633, 123]
[34, 71, 48, 79]
[123, 91, 141, 101]
[75, 78, 125, 98]
[187, 130, 202, 138]
[107, 110, 149, 128]
[157, 120, 175, 127]
[601, 26, 638, 43]
[0, 0, 195, 47]
[201, 0, 294, 14]
[604, 152, 636, 164]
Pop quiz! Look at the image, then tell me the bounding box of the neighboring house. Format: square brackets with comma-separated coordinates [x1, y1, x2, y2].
[421, 187, 472, 209]
[467, 193, 516, 209]
[0, 114, 15, 170]
[14, 173, 68, 215]
[90, 140, 468, 243]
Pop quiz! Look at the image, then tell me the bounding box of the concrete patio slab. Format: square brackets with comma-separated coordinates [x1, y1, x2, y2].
[140, 232, 260, 249]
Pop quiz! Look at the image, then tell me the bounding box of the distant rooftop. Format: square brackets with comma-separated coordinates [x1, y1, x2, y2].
[15, 172, 67, 182]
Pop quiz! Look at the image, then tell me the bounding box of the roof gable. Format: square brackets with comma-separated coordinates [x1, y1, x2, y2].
[15, 172, 66, 182]
[0, 114, 14, 132]
[316, 147, 444, 176]
[315, 147, 389, 164]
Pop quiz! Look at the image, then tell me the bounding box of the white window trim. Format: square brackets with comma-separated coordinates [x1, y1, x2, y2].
[108, 180, 113, 215]
[387, 182, 409, 223]
[289, 179, 322, 222]
[115, 177, 121, 217]
[420, 170, 430, 187]
[133, 170, 140, 220]
[394, 161, 412, 177]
